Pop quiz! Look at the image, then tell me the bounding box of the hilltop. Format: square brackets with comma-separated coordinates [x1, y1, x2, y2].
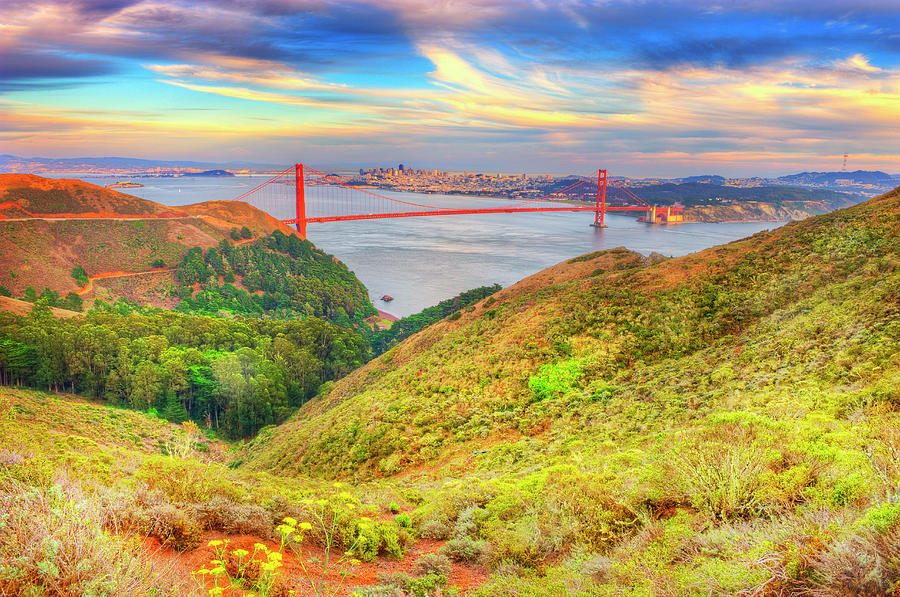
[0, 174, 373, 321]
[0, 154, 279, 174]
[237, 185, 900, 593]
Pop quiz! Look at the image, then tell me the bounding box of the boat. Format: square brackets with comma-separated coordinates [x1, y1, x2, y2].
[380, 295, 394, 302]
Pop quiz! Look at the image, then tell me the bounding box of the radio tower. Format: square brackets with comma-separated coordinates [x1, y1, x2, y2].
[842, 153, 848, 171]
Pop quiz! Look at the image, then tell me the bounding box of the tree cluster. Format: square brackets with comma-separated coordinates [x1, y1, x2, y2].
[173, 231, 376, 323]
[0, 303, 369, 438]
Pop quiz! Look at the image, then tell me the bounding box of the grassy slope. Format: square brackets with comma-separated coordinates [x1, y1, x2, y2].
[243, 186, 899, 479]
[238, 187, 900, 594]
[0, 387, 477, 596]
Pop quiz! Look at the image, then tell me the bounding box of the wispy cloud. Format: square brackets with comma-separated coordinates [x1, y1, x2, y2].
[1, 0, 899, 174]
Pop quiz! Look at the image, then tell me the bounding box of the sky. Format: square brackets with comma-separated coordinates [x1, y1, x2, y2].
[1, 0, 899, 177]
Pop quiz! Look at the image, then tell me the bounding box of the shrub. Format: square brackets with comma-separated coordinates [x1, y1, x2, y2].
[414, 553, 451, 577]
[528, 360, 581, 402]
[443, 535, 484, 563]
[147, 503, 204, 551]
[808, 527, 900, 595]
[666, 424, 771, 519]
[395, 512, 412, 529]
[150, 258, 165, 268]
[0, 482, 181, 595]
[71, 265, 88, 286]
[419, 518, 451, 540]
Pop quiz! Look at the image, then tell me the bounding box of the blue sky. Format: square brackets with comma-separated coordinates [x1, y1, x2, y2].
[1, 0, 899, 176]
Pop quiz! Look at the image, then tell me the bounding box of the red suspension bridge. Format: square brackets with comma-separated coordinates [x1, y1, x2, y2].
[233, 164, 683, 238]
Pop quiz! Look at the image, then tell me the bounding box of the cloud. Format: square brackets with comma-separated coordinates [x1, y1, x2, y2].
[0, 50, 118, 82]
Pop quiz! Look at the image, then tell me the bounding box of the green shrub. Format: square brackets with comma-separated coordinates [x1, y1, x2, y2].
[443, 535, 484, 563]
[415, 552, 451, 577]
[396, 512, 412, 528]
[528, 360, 580, 402]
[0, 483, 180, 595]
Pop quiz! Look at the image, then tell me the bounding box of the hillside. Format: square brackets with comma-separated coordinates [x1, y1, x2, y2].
[681, 200, 831, 222]
[0, 386, 488, 596]
[238, 186, 900, 593]
[0, 174, 374, 321]
[629, 181, 857, 209]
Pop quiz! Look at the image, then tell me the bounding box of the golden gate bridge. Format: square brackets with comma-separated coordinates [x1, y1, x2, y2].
[233, 164, 683, 237]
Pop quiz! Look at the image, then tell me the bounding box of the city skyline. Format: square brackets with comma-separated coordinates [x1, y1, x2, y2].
[2, 0, 899, 177]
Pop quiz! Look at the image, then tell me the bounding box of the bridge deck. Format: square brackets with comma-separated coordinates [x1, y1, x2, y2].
[288, 204, 664, 224]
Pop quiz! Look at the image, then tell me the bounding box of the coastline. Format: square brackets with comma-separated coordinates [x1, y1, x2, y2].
[377, 309, 399, 322]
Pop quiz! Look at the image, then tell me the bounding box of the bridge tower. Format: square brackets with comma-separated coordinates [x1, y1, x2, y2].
[295, 163, 306, 237]
[591, 169, 608, 228]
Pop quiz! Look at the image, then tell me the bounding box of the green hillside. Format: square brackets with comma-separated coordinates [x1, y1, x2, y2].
[237, 186, 900, 594]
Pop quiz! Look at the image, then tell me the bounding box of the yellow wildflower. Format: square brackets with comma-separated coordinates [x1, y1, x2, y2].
[254, 542, 267, 551]
[207, 540, 223, 547]
[267, 551, 283, 561]
[210, 566, 226, 575]
[209, 589, 224, 596]
[283, 516, 297, 526]
[299, 522, 312, 531]
[232, 549, 249, 558]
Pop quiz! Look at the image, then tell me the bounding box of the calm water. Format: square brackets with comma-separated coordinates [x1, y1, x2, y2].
[53, 174, 782, 317]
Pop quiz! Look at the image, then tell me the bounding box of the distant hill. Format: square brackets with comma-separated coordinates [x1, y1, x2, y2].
[181, 170, 235, 177]
[0, 174, 374, 321]
[776, 169, 894, 185]
[622, 181, 857, 210]
[0, 154, 280, 173]
[676, 174, 727, 184]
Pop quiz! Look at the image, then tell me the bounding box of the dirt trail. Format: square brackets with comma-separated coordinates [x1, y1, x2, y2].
[76, 268, 177, 296]
[0, 200, 192, 221]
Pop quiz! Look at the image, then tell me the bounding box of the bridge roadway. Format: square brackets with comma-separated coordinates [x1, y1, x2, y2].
[285, 204, 653, 225]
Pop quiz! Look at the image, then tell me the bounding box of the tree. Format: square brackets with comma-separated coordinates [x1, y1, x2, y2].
[62, 292, 83, 312]
[71, 265, 89, 286]
[130, 360, 160, 409]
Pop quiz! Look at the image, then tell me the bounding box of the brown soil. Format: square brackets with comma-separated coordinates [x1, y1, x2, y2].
[144, 532, 487, 596]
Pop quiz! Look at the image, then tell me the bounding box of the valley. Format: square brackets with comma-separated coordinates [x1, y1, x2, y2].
[0, 172, 898, 595]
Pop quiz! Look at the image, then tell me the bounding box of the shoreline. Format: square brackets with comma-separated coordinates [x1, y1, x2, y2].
[377, 309, 399, 322]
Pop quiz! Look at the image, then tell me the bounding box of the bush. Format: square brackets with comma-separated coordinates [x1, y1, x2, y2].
[395, 512, 412, 529]
[414, 552, 451, 577]
[147, 503, 204, 551]
[808, 527, 900, 595]
[0, 482, 180, 595]
[443, 535, 484, 563]
[150, 258, 165, 268]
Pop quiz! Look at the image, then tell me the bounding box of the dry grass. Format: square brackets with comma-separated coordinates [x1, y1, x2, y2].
[0, 478, 189, 596]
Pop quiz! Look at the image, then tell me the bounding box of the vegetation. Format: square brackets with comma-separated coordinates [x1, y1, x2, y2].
[0, 387, 418, 595]
[1, 182, 898, 595]
[0, 303, 369, 438]
[238, 187, 900, 593]
[173, 231, 376, 323]
[17, 286, 84, 311]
